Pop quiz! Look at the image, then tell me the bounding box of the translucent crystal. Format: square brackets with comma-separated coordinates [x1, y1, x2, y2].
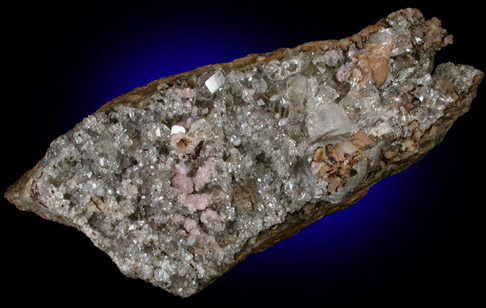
[205, 71, 225, 93]
[306, 99, 356, 137]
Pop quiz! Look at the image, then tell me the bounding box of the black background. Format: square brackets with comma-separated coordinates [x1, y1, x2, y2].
[2, 1, 484, 306]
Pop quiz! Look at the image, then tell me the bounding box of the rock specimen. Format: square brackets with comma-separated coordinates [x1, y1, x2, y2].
[4, 8, 482, 297]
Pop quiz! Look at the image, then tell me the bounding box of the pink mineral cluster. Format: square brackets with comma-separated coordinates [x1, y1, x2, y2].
[171, 163, 193, 195]
[170, 161, 221, 251]
[171, 161, 216, 214]
[193, 159, 216, 191]
[185, 193, 212, 214]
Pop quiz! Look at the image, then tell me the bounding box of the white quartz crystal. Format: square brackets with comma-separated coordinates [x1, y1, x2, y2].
[170, 125, 186, 135]
[205, 71, 225, 93]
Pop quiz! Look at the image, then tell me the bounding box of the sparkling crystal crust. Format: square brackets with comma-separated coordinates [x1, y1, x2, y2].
[4, 8, 482, 297]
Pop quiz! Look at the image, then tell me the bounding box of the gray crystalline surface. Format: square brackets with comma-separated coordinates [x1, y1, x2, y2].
[5, 9, 482, 297]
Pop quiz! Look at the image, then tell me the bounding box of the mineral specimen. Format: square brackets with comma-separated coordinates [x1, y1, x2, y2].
[4, 8, 482, 297]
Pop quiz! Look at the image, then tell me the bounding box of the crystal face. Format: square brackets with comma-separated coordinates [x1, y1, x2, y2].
[4, 8, 483, 297]
[204, 71, 225, 93]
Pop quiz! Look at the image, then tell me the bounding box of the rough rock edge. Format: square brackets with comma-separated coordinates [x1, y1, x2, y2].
[4, 8, 483, 296]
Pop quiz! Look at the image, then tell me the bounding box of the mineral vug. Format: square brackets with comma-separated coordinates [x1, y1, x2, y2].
[4, 8, 482, 297]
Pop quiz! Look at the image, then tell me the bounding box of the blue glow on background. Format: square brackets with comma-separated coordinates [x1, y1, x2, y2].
[55, 11, 278, 122]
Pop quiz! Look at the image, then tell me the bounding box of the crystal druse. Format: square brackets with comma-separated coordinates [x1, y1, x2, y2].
[4, 8, 483, 297]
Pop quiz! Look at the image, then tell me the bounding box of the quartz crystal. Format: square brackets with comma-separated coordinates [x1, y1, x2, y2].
[4, 8, 483, 297]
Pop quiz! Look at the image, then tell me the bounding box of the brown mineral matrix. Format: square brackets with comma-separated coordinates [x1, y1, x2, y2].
[4, 8, 483, 297]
